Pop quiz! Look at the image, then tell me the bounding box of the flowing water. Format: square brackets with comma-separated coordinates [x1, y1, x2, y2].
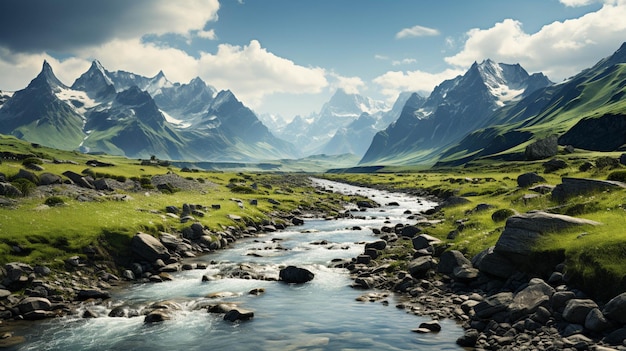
[12, 178, 463, 350]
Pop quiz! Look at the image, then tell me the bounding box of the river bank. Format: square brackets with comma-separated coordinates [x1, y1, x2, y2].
[315, 175, 626, 350]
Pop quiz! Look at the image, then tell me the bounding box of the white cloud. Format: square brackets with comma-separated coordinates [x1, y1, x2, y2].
[373, 68, 463, 101]
[330, 73, 365, 94]
[559, 0, 598, 6]
[374, 54, 390, 60]
[392, 58, 417, 66]
[396, 25, 440, 39]
[196, 40, 328, 108]
[197, 29, 218, 40]
[444, 1, 626, 81]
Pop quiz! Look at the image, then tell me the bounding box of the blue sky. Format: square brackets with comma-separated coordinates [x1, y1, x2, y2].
[0, 0, 624, 120]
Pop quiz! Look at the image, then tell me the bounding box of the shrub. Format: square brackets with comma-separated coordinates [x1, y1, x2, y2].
[22, 157, 43, 166]
[115, 175, 127, 182]
[10, 178, 36, 196]
[607, 170, 626, 182]
[491, 208, 515, 222]
[595, 156, 619, 170]
[230, 185, 255, 194]
[44, 196, 65, 207]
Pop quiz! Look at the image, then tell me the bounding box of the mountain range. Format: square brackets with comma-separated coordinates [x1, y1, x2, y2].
[1, 42, 626, 167]
[0, 60, 297, 161]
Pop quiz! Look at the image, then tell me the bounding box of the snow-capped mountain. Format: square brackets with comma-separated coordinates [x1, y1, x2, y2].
[277, 89, 389, 155]
[0, 61, 298, 161]
[360, 60, 552, 165]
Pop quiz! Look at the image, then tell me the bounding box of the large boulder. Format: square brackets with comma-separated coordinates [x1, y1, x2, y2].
[0, 182, 22, 197]
[602, 292, 626, 324]
[279, 266, 314, 284]
[17, 297, 52, 314]
[39, 173, 62, 185]
[525, 135, 558, 161]
[62, 171, 94, 189]
[15, 169, 39, 184]
[131, 232, 170, 262]
[494, 212, 600, 257]
[552, 177, 626, 202]
[223, 308, 254, 322]
[474, 292, 514, 319]
[562, 299, 598, 325]
[408, 256, 434, 278]
[476, 248, 517, 279]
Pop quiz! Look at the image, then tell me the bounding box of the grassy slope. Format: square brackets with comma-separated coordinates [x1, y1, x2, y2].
[0, 135, 353, 268]
[324, 151, 626, 300]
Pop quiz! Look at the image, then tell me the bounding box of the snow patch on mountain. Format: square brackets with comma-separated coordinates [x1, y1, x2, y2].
[161, 109, 191, 128]
[55, 87, 99, 115]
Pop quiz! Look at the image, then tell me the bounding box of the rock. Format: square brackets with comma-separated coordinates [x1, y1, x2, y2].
[82, 309, 98, 318]
[440, 196, 470, 208]
[279, 266, 314, 284]
[542, 158, 568, 173]
[602, 292, 626, 324]
[517, 172, 546, 188]
[365, 240, 386, 251]
[131, 232, 170, 262]
[418, 321, 441, 332]
[476, 247, 516, 279]
[62, 170, 94, 189]
[224, 308, 254, 322]
[15, 169, 39, 184]
[552, 177, 626, 202]
[412, 234, 441, 251]
[562, 299, 598, 324]
[551, 291, 576, 312]
[356, 200, 376, 208]
[603, 327, 626, 346]
[525, 135, 558, 161]
[452, 266, 479, 282]
[291, 217, 304, 226]
[0, 182, 22, 197]
[17, 297, 52, 314]
[584, 308, 612, 332]
[494, 211, 600, 256]
[39, 173, 62, 185]
[473, 292, 513, 318]
[408, 256, 434, 278]
[76, 289, 110, 301]
[144, 310, 171, 323]
[399, 225, 421, 238]
[529, 184, 554, 194]
[508, 279, 555, 320]
[456, 329, 479, 347]
[438, 250, 471, 275]
[620, 153, 626, 166]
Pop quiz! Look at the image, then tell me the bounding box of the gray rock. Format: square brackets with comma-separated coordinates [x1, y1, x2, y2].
[602, 292, 626, 324]
[418, 321, 441, 332]
[131, 232, 170, 262]
[603, 327, 626, 346]
[77, 289, 110, 301]
[39, 173, 62, 185]
[542, 158, 568, 173]
[452, 266, 479, 282]
[440, 196, 470, 208]
[584, 308, 612, 332]
[438, 250, 471, 275]
[620, 153, 626, 166]
[412, 234, 441, 251]
[224, 308, 254, 322]
[552, 177, 626, 202]
[365, 240, 387, 251]
[144, 310, 171, 323]
[17, 297, 52, 314]
[408, 256, 434, 278]
[456, 329, 479, 347]
[0, 182, 22, 197]
[62, 171, 94, 189]
[279, 266, 314, 284]
[400, 225, 421, 238]
[494, 211, 600, 256]
[551, 291, 576, 312]
[15, 169, 39, 184]
[476, 247, 517, 279]
[474, 292, 513, 319]
[562, 299, 598, 324]
[517, 172, 546, 188]
[508, 279, 555, 320]
[529, 184, 555, 194]
[525, 135, 558, 161]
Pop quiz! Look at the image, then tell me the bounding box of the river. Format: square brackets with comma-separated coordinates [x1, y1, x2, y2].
[12, 178, 463, 350]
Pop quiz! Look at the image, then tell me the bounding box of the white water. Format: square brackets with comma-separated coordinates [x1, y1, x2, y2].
[13, 178, 463, 351]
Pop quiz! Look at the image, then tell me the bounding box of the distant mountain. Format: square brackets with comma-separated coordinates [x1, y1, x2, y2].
[319, 92, 423, 157]
[0, 61, 86, 150]
[436, 42, 626, 166]
[0, 61, 298, 161]
[278, 89, 389, 154]
[360, 60, 552, 165]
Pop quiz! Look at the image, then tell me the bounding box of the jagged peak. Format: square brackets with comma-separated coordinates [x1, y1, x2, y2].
[33, 60, 67, 91]
[189, 76, 206, 86]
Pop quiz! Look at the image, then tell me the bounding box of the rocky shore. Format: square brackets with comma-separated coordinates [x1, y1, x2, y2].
[337, 201, 626, 350]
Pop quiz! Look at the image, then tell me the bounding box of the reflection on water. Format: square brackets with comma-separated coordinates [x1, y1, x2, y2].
[14, 178, 462, 351]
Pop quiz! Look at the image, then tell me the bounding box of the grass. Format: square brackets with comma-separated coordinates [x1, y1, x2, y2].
[323, 151, 626, 300]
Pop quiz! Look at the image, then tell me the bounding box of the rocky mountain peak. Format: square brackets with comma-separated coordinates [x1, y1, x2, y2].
[32, 60, 68, 92]
[71, 60, 115, 99]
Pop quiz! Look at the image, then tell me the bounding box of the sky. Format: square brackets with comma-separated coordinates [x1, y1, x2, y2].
[0, 0, 625, 121]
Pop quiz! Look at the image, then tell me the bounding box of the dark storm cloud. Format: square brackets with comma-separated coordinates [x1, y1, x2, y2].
[0, 0, 215, 53]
